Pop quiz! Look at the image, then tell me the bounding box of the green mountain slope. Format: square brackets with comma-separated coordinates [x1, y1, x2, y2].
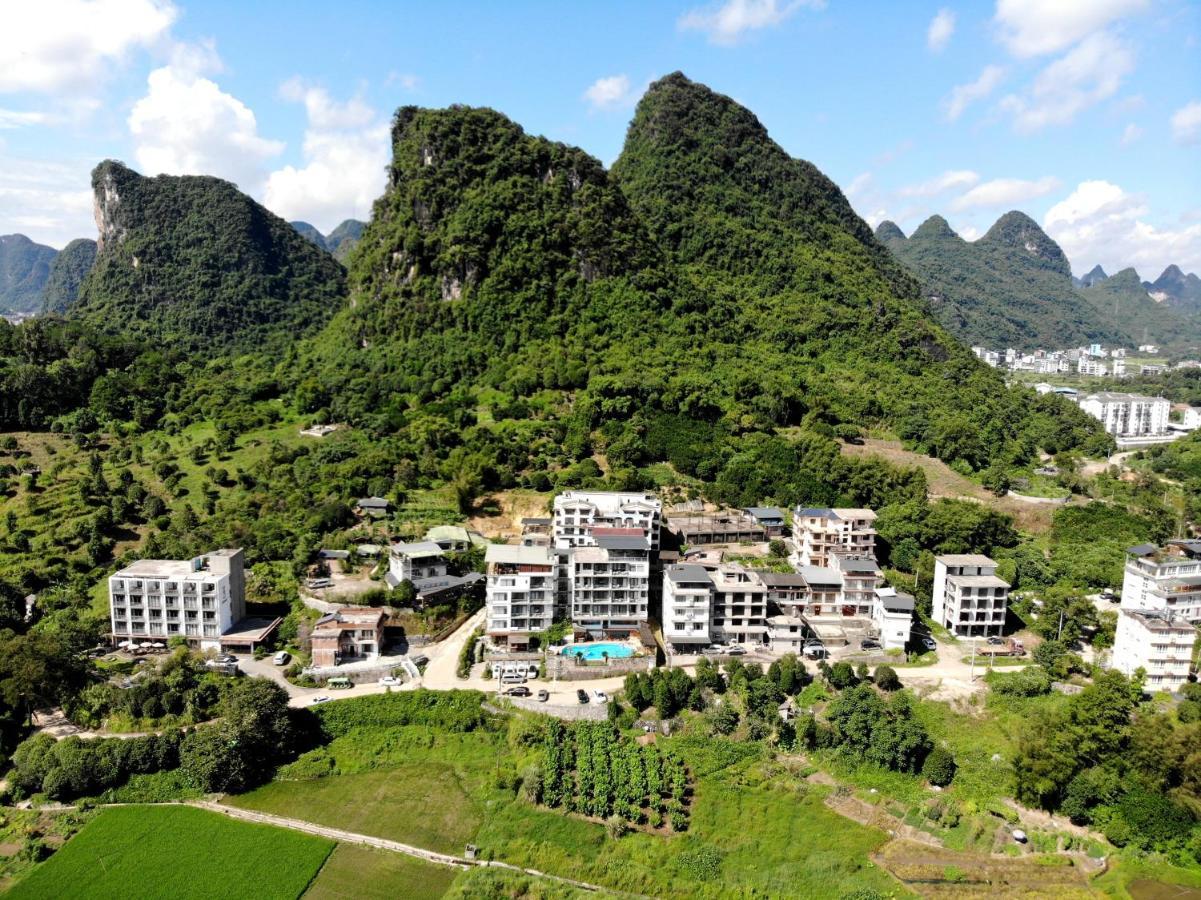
[72, 161, 346, 352]
[0, 234, 57, 314]
[1078, 268, 1201, 350]
[1146, 264, 1201, 312]
[297, 72, 1104, 486]
[877, 213, 1120, 350]
[607, 72, 1101, 468]
[290, 221, 326, 248]
[40, 238, 97, 314]
[325, 220, 365, 261]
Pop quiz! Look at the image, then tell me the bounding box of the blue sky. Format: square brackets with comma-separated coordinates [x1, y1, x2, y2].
[2, 0, 1200, 277]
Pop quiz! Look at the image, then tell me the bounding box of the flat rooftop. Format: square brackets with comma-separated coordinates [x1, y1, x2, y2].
[666, 564, 713, 585]
[937, 554, 997, 567]
[947, 574, 1010, 588]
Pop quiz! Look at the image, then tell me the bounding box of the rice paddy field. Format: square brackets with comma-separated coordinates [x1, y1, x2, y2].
[6, 806, 334, 900]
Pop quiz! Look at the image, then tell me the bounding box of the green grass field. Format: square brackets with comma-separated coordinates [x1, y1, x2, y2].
[303, 844, 457, 900]
[229, 718, 905, 899]
[7, 805, 334, 900]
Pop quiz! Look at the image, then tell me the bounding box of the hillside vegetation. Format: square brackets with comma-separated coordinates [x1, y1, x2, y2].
[0, 234, 56, 315]
[70, 161, 347, 352]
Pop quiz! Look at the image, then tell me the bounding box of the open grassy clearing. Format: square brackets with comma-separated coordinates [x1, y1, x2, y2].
[228, 712, 904, 899]
[303, 844, 457, 900]
[7, 805, 334, 900]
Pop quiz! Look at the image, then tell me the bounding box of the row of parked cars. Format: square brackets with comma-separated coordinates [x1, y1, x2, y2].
[500, 685, 611, 705]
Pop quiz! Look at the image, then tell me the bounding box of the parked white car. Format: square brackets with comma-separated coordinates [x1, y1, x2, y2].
[593, 690, 609, 703]
[379, 676, 400, 686]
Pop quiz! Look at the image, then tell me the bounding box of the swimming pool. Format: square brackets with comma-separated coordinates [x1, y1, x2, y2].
[560, 642, 635, 661]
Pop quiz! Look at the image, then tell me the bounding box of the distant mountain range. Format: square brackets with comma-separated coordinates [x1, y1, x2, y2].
[877, 215, 1201, 351]
[290, 219, 365, 262]
[0, 234, 58, 314]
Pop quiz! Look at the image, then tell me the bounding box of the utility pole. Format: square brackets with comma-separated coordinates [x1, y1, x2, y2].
[1057, 608, 1065, 642]
[969, 639, 976, 682]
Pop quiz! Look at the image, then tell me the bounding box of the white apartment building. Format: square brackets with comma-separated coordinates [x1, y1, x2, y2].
[932, 554, 1010, 638]
[709, 564, 769, 646]
[569, 534, 651, 638]
[1112, 608, 1197, 692]
[766, 614, 807, 654]
[1079, 392, 1170, 437]
[109, 549, 245, 651]
[1122, 541, 1201, 622]
[1183, 407, 1201, 430]
[1112, 358, 1126, 377]
[387, 540, 447, 586]
[485, 544, 556, 650]
[663, 564, 713, 649]
[790, 507, 877, 567]
[872, 587, 915, 650]
[553, 491, 662, 550]
[1077, 357, 1107, 377]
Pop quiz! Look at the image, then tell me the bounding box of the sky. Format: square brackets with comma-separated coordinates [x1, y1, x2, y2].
[1, 0, 1200, 278]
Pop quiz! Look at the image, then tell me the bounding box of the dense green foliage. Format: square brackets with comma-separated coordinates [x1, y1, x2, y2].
[0, 234, 56, 315]
[73, 161, 346, 352]
[313, 689, 490, 735]
[291, 219, 365, 262]
[1011, 671, 1201, 861]
[39, 239, 96, 315]
[877, 212, 1122, 350]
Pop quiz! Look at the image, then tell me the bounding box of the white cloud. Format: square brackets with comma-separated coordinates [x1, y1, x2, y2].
[263, 82, 389, 233]
[1045, 180, 1201, 276]
[1171, 101, 1201, 145]
[998, 31, 1133, 132]
[845, 172, 873, 198]
[943, 65, 1005, 121]
[993, 0, 1149, 58]
[898, 170, 981, 198]
[678, 0, 823, 46]
[0, 155, 95, 247]
[129, 60, 284, 193]
[583, 75, 634, 111]
[0, 0, 176, 94]
[1120, 122, 1143, 146]
[950, 175, 1060, 210]
[0, 109, 51, 129]
[927, 8, 956, 52]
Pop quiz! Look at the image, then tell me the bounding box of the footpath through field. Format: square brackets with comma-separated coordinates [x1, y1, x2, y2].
[197, 800, 649, 897]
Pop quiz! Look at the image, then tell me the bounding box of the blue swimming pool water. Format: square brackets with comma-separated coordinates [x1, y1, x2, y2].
[560, 642, 635, 661]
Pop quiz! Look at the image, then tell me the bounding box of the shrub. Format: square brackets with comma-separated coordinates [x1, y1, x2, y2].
[922, 747, 957, 786]
[873, 665, 900, 691]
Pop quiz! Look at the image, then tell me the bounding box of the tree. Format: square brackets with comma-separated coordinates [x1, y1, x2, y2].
[922, 747, 956, 786]
[827, 661, 857, 690]
[390, 579, 418, 608]
[873, 665, 901, 691]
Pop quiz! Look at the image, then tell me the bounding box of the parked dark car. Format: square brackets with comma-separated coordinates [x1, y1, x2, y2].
[859, 639, 881, 651]
[504, 686, 532, 697]
[576, 689, 590, 704]
[986, 636, 1004, 646]
[920, 636, 937, 651]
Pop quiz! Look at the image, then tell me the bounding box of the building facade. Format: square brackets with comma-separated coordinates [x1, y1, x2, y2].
[108, 549, 245, 651]
[932, 554, 1010, 638]
[310, 607, 387, 667]
[1112, 608, 1197, 692]
[663, 564, 713, 649]
[568, 535, 651, 638]
[1121, 541, 1201, 622]
[485, 544, 556, 650]
[709, 564, 768, 645]
[1079, 392, 1170, 436]
[553, 491, 662, 550]
[387, 541, 447, 585]
[790, 508, 877, 567]
[872, 588, 915, 650]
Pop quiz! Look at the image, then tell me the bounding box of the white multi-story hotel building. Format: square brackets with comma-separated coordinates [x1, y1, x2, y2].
[1112, 608, 1196, 692]
[663, 564, 713, 649]
[552, 491, 662, 550]
[1121, 540, 1201, 622]
[932, 554, 1010, 638]
[108, 549, 245, 651]
[790, 507, 877, 567]
[831, 555, 882, 616]
[873, 587, 915, 650]
[568, 534, 651, 638]
[1079, 392, 1170, 437]
[484, 544, 556, 650]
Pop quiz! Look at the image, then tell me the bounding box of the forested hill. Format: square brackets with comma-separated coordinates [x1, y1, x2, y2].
[0, 234, 57, 314]
[70, 161, 346, 352]
[606, 72, 1102, 470]
[290, 219, 365, 262]
[295, 72, 1106, 488]
[876, 212, 1122, 350]
[40, 238, 96, 314]
[1078, 268, 1201, 350]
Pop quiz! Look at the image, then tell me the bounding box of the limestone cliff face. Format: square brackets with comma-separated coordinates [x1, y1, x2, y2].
[91, 160, 137, 254]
